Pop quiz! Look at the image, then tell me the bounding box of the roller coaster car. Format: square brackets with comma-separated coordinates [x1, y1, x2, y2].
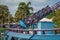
[42, 6, 52, 14]
[25, 16, 33, 24]
[9, 23, 21, 28]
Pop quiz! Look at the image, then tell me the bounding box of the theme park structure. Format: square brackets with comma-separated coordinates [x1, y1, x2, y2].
[4, 1, 60, 40]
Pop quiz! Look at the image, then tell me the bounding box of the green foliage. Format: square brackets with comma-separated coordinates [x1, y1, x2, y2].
[0, 28, 7, 33]
[0, 5, 13, 24]
[15, 1, 33, 22]
[46, 11, 56, 19]
[53, 9, 60, 27]
[46, 9, 60, 28]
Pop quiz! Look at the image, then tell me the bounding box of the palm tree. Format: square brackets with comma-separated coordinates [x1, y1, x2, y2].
[15, 1, 33, 22]
[18, 1, 33, 18]
[0, 5, 13, 28]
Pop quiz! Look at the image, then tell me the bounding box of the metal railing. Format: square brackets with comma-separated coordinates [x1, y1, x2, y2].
[0, 28, 60, 40]
[8, 28, 60, 35]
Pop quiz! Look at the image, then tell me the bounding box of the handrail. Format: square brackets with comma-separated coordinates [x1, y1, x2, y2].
[8, 28, 60, 31]
[7, 28, 60, 34]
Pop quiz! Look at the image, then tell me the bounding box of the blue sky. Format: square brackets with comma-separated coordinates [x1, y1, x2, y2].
[0, 0, 60, 17]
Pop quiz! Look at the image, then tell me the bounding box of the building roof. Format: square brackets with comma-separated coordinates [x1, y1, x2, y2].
[40, 18, 53, 22]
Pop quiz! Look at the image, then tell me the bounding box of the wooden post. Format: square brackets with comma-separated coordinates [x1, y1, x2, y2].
[42, 30, 45, 34]
[55, 30, 57, 34]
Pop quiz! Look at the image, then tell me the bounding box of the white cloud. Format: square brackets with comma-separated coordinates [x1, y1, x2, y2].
[31, 0, 48, 5]
[30, 0, 48, 13]
[31, 0, 47, 3]
[31, 5, 47, 13]
[31, 5, 40, 12]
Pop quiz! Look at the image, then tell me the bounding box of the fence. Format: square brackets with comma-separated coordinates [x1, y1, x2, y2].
[8, 28, 60, 35]
[3, 28, 60, 40]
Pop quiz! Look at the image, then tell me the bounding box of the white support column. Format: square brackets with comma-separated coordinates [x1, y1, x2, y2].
[37, 21, 41, 35]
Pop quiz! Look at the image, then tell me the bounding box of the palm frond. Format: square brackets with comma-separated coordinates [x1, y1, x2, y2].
[27, 1, 31, 6]
[29, 7, 33, 11]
